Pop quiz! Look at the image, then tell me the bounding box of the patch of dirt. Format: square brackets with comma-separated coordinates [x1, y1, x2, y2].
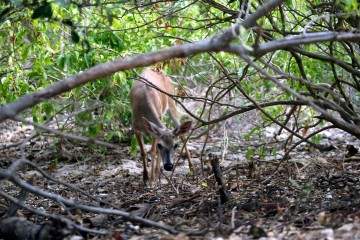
[1, 119, 360, 239]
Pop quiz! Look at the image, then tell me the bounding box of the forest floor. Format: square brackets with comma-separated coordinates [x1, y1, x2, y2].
[0, 118, 360, 240]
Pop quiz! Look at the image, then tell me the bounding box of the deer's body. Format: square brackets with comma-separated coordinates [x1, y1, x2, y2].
[130, 68, 193, 183]
[130, 69, 178, 133]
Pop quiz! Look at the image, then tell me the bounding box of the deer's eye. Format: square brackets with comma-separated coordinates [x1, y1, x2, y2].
[157, 143, 163, 150]
[174, 143, 179, 149]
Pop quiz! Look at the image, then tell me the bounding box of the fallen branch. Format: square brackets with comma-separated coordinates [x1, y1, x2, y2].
[0, 158, 189, 235]
[210, 154, 232, 204]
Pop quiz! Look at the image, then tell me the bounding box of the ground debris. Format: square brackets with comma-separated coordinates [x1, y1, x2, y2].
[1, 120, 360, 239]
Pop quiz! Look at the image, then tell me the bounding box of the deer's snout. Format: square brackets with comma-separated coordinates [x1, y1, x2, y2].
[164, 163, 173, 171]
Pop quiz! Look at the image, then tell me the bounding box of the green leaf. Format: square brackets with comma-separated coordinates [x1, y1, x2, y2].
[248, 127, 261, 138]
[65, 54, 72, 69]
[32, 2, 53, 19]
[311, 134, 322, 144]
[302, 182, 314, 195]
[104, 109, 113, 122]
[32, 110, 44, 124]
[89, 124, 101, 136]
[57, 55, 66, 70]
[106, 131, 115, 142]
[245, 149, 254, 159]
[19, 81, 29, 94]
[62, 19, 73, 27]
[32, 114, 38, 123]
[21, 45, 31, 61]
[131, 137, 137, 153]
[289, 178, 301, 189]
[71, 29, 80, 43]
[44, 103, 53, 118]
[284, 0, 293, 7]
[106, 9, 114, 26]
[6, 93, 15, 103]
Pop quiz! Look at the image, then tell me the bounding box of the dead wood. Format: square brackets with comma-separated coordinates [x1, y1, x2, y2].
[210, 154, 232, 204]
[0, 217, 73, 240]
[5, 178, 33, 217]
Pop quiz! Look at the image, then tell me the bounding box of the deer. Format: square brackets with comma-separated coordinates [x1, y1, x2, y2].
[130, 68, 193, 184]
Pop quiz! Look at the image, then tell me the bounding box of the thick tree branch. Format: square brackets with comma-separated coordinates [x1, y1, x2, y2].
[254, 31, 360, 58]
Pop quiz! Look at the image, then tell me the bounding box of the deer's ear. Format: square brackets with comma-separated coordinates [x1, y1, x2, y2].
[142, 117, 161, 137]
[174, 121, 192, 136]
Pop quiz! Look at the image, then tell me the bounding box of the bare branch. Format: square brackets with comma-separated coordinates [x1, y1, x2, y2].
[223, 45, 359, 134]
[253, 31, 360, 63]
[12, 116, 120, 149]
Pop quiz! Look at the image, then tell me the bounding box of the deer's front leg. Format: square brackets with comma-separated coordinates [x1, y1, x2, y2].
[150, 138, 159, 182]
[135, 132, 149, 183]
